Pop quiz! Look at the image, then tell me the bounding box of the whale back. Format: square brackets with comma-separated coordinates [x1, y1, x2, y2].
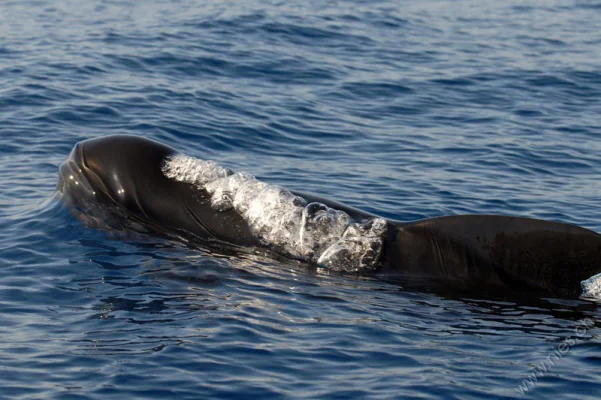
[383, 215, 601, 296]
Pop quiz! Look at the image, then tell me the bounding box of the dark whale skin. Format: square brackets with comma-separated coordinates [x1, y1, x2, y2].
[58, 135, 601, 297]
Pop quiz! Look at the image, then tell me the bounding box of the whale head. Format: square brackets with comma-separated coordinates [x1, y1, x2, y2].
[58, 135, 259, 245]
[58, 135, 176, 207]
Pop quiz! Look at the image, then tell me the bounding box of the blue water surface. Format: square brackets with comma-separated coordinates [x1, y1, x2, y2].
[1, 0, 601, 398]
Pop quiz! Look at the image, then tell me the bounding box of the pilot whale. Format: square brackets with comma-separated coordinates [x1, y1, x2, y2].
[57, 135, 601, 298]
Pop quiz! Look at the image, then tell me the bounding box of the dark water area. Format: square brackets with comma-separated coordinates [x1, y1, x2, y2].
[1, 0, 601, 398]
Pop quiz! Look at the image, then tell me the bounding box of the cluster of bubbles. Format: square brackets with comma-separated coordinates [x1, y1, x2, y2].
[162, 154, 387, 272]
[580, 272, 601, 299]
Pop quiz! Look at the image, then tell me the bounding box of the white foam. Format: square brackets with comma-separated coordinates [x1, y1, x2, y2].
[581, 272, 601, 299]
[162, 154, 387, 272]
[163, 154, 232, 186]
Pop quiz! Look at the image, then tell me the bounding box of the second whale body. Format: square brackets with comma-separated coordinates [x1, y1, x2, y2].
[57, 135, 601, 298]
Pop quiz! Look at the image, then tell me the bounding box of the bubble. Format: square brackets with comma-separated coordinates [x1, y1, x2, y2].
[299, 202, 350, 259]
[162, 154, 387, 271]
[580, 272, 601, 299]
[163, 154, 232, 186]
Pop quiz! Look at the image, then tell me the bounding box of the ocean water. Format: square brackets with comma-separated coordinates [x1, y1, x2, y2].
[1, 0, 601, 398]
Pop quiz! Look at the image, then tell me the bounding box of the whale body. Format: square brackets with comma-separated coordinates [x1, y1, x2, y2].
[57, 135, 601, 297]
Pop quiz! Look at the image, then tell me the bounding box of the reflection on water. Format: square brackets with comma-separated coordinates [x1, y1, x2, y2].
[1, 198, 600, 397]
